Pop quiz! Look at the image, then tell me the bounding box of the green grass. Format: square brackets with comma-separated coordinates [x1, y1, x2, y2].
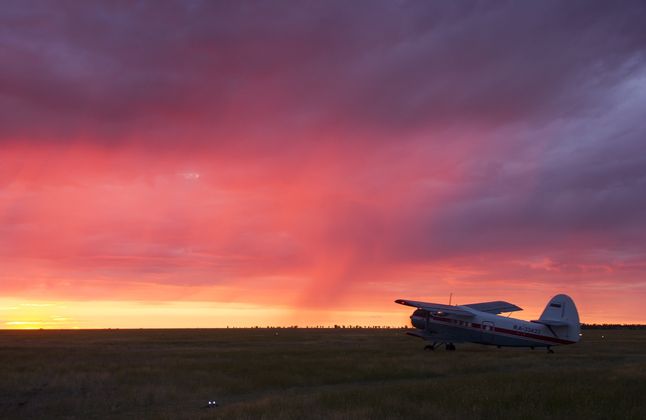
[0, 329, 644, 419]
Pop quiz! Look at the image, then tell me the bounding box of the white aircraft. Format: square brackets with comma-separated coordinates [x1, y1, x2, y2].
[395, 294, 580, 353]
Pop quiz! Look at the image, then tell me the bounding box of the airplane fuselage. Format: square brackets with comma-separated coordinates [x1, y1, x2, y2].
[411, 307, 577, 348]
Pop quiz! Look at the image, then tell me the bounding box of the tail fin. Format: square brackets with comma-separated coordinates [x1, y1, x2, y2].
[538, 294, 581, 342]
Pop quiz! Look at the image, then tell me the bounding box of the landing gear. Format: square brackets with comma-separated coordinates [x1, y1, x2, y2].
[547, 346, 554, 354]
[424, 342, 456, 351]
[424, 341, 439, 351]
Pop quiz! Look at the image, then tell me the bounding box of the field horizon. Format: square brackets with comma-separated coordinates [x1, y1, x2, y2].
[3, 322, 646, 331]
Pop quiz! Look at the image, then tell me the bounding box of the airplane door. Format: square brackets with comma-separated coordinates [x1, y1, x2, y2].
[482, 321, 495, 344]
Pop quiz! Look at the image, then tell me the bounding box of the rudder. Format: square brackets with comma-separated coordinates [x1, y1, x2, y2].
[539, 294, 581, 342]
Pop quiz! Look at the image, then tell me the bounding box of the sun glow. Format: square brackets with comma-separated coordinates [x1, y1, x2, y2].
[1, 302, 68, 329]
[0, 298, 412, 329]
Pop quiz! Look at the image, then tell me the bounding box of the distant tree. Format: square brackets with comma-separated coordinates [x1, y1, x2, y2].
[581, 323, 646, 330]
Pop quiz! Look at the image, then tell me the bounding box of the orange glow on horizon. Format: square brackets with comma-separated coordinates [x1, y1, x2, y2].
[0, 298, 413, 329]
[2, 294, 643, 330]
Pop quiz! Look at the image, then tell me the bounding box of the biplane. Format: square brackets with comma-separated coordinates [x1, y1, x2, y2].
[395, 294, 580, 352]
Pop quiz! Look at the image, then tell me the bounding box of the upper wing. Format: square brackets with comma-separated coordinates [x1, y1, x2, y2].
[394, 299, 474, 317]
[463, 300, 522, 314]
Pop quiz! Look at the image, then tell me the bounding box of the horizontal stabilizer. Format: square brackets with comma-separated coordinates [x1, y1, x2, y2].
[394, 299, 474, 317]
[531, 319, 570, 327]
[463, 301, 522, 314]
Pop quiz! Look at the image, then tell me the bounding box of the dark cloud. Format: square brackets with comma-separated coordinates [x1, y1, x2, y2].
[389, 99, 646, 266]
[1, 1, 645, 146]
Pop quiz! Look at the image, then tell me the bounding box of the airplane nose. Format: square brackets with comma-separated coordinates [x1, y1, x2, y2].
[411, 315, 426, 329]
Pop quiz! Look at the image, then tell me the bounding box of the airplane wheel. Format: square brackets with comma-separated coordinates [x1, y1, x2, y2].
[446, 343, 456, 351]
[424, 345, 435, 351]
[547, 347, 554, 354]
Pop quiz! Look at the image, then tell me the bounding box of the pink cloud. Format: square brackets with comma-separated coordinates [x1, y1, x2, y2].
[1, 2, 646, 324]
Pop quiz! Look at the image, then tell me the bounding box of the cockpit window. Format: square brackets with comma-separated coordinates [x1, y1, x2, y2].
[413, 309, 429, 317]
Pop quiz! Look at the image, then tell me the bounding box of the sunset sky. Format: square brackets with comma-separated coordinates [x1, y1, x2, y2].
[2, 1, 646, 328]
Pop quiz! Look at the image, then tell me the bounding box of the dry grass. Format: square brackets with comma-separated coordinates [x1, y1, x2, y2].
[0, 328, 644, 419]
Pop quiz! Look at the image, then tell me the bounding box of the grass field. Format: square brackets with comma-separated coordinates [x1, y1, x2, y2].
[0, 328, 644, 419]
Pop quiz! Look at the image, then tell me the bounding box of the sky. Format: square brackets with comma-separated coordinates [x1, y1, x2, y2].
[1, 1, 646, 328]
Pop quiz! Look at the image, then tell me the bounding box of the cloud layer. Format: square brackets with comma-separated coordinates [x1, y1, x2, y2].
[1, 1, 646, 324]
